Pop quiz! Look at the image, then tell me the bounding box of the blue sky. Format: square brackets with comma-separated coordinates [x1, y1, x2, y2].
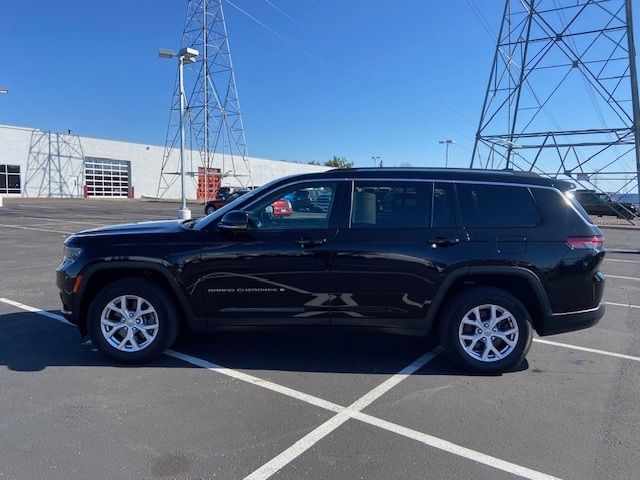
[0, 0, 636, 168]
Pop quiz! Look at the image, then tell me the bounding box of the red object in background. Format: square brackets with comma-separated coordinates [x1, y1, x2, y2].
[272, 199, 292, 217]
[83, 184, 88, 198]
[130, 186, 135, 198]
[197, 167, 222, 200]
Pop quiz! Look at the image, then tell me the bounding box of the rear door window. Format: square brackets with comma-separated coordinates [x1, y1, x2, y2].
[456, 183, 541, 227]
[432, 182, 457, 227]
[351, 182, 432, 228]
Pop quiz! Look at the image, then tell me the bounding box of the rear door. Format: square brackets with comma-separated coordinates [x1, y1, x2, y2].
[330, 180, 469, 329]
[456, 182, 541, 260]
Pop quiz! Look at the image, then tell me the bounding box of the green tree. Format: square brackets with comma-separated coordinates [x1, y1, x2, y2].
[324, 156, 353, 168]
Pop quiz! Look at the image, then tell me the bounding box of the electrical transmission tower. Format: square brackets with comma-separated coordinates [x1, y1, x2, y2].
[158, 0, 251, 200]
[471, 0, 640, 206]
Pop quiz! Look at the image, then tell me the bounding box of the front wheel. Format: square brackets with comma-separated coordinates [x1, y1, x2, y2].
[87, 278, 180, 364]
[439, 287, 532, 374]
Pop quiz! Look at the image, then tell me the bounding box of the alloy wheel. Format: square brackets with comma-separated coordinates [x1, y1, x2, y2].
[458, 304, 519, 362]
[100, 295, 159, 352]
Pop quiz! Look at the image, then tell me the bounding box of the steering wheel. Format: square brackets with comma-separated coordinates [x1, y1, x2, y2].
[248, 208, 272, 229]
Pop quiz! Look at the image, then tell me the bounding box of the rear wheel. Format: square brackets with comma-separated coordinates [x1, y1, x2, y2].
[439, 287, 532, 373]
[87, 278, 180, 363]
[205, 204, 216, 215]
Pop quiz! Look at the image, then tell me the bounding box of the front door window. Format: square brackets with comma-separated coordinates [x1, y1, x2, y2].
[246, 183, 337, 230]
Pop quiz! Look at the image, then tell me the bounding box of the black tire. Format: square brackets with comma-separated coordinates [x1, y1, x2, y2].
[87, 278, 180, 364]
[439, 286, 532, 374]
[205, 205, 216, 215]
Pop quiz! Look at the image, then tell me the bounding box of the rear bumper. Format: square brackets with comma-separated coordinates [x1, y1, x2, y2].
[539, 302, 605, 336]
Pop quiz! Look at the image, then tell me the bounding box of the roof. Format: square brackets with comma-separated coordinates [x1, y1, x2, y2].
[287, 167, 575, 190]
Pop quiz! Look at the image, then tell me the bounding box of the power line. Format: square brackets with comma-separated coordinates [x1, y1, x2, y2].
[226, 0, 322, 62]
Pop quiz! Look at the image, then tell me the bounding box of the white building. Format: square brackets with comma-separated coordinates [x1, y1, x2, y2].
[0, 124, 329, 199]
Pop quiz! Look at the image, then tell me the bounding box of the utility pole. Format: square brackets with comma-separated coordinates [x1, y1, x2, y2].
[472, 0, 640, 209]
[158, 0, 251, 201]
[625, 0, 640, 205]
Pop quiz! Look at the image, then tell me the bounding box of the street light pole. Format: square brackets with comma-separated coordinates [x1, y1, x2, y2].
[439, 139, 455, 168]
[371, 155, 381, 168]
[177, 54, 189, 220]
[159, 48, 198, 220]
[0, 89, 6, 207]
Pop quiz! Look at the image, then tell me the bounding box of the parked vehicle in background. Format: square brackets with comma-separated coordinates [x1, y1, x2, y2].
[57, 168, 606, 373]
[269, 198, 293, 217]
[204, 189, 250, 214]
[574, 189, 637, 220]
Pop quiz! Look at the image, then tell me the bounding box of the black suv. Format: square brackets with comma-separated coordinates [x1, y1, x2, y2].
[57, 168, 606, 373]
[574, 189, 637, 220]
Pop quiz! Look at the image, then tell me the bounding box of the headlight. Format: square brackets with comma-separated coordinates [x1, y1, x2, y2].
[63, 245, 82, 260]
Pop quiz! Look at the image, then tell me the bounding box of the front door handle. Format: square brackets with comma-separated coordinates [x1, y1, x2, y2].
[427, 237, 460, 248]
[295, 238, 327, 248]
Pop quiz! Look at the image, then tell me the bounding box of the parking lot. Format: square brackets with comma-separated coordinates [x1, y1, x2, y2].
[1, 197, 639, 480]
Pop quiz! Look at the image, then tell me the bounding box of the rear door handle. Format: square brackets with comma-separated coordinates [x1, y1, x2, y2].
[427, 237, 460, 248]
[295, 238, 327, 248]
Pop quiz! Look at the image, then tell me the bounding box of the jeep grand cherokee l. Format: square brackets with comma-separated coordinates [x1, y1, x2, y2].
[57, 168, 606, 373]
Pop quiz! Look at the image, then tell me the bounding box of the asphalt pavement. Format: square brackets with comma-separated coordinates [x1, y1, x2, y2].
[0, 198, 639, 480]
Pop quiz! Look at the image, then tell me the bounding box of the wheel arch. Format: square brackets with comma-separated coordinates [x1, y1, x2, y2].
[75, 261, 197, 336]
[426, 266, 551, 335]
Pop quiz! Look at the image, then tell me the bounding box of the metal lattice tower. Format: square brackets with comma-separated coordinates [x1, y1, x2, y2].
[158, 0, 251, 200]
[471, 0, 640, 205]
[23, 130, 85, 198]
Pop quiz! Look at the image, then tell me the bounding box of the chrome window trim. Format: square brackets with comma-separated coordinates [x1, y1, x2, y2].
[201, 175, 594, 230]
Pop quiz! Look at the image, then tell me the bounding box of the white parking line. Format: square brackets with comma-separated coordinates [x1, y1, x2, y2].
[0, 223, 72, 235]
[245, 348, 443, 480]
[166, 350, 343, 413]
[607, 274, 640, 282]
[11, 216, 106, 227]
[533, 338, 640, 362]
[606, 301, 640, 310]
[605, 258, 640, 265]
[352, 412, 561, 480]
[3, 297, 563, 480]
[0, 298, 73, 325]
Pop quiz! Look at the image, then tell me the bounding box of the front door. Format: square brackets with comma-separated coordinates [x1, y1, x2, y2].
[200, 180, 345, 325]
[330, 181, 469, 329]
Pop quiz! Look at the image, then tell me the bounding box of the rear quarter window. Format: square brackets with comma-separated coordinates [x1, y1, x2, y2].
[456, 183, 541, 227]
[565, 191, 594, 225]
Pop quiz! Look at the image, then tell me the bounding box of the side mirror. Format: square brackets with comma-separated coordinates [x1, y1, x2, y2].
[218, 210, 251, 231]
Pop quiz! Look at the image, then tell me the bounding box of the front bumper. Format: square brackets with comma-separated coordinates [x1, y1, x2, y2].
[539, 302, 605, 336]
[56, 268, 81, 328]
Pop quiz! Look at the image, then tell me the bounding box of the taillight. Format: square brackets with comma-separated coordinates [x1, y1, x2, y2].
[566, 236, 604, 249]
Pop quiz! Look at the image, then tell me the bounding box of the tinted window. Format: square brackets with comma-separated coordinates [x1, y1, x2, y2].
[432, 183, 456, 227]
[565, 191, 594, 224]
[351, 182, 431, 228]
[456, 183, 540, 227]
[247, 182, 336, 230]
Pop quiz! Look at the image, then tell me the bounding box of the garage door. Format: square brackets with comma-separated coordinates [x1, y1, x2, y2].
[84, 157, 130, 197]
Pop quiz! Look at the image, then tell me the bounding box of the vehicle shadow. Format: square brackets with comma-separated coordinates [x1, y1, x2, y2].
[0, 311, 528, 376]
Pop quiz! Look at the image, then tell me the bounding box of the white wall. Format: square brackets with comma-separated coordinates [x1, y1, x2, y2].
[0, 124, 329, 199]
